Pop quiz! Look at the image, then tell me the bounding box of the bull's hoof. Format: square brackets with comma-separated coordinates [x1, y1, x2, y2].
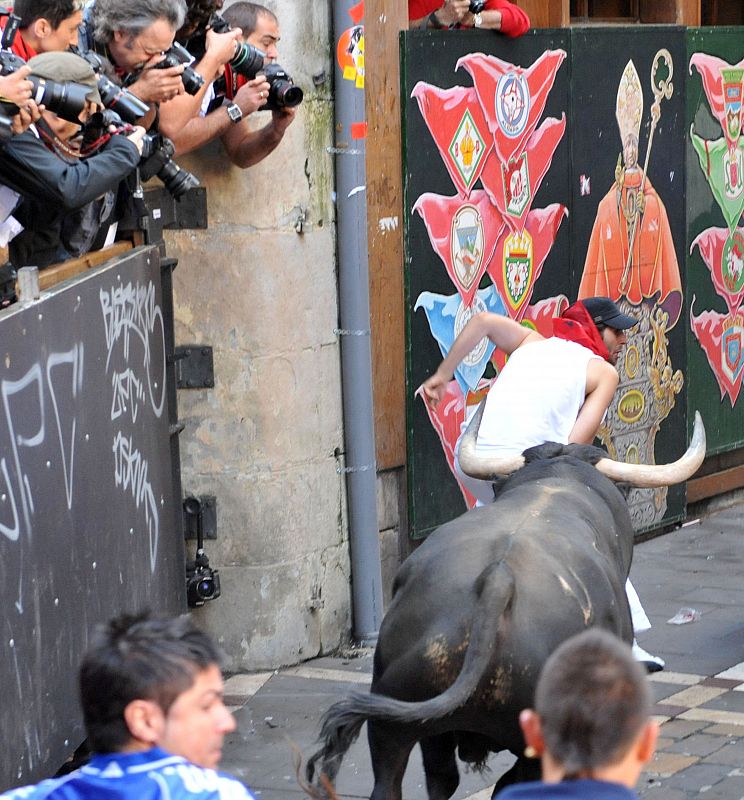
[633, 642, 665, 673]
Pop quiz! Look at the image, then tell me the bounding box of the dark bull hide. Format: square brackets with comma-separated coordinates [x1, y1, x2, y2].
[307, 414, 705, 800]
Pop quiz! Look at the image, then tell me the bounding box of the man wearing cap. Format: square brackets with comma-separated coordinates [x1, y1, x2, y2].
[421, 296, 665, 672]
[0, 51, 145, 268]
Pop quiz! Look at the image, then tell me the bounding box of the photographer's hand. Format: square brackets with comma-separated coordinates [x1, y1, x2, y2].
[11, 99, 42, 135]
[125, 125, 147, 156]
[0, 66, 34, 107]
[234, 75, 271, 116]
[129, 55, 186, 104]
[271, 106, 297, 136]
[202, 26, 244, 79]
[431, 0, 470, 26]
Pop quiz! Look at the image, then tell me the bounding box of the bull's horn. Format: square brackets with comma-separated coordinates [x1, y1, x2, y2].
[457, 398, 526, 480]
[595, 411, 706, 487]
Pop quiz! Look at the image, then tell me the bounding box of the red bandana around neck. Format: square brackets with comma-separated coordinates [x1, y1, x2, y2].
[552, 301, 611, 362]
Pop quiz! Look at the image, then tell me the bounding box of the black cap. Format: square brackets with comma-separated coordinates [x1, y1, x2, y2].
[581, 297, 638, 330]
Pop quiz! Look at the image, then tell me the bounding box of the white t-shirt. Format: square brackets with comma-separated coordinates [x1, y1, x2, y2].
[473, 337, 602, 458]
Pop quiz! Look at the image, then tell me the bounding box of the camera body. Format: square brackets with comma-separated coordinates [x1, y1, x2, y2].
[261, 63, 303, 111]
[469, 0, 486, 12]
[154, 43, 205, 96]
[186, 561, 221, 606]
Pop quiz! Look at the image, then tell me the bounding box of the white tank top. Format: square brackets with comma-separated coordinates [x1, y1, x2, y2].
[474, 337, 602, 457]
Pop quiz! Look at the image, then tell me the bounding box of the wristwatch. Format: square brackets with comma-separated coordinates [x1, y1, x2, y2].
[473, 12, 483, 27]
[226, 102, 243, 124]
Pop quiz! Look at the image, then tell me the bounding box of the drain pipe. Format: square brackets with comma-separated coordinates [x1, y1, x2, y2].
[332, 0, 384, 643]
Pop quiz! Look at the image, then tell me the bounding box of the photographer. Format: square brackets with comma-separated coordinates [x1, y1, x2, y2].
[409, 0, 530, 35]
[1, 51, 145, 268]
[163, 2, 296, 167]
[7, 0, 84, 60]
[79, 0, 187, 111]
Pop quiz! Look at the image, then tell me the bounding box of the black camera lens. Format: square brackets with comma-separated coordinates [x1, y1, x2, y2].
[155, 44, 205, 96]
[139, 133, 200, 200]
[186, 567, 221, 607]
[28, 77, 90, 123]
[262, 63, 303, 112]
[469, 0, 486, 12]
[97, 75, 149, 123]
[229, 41, 266, 80]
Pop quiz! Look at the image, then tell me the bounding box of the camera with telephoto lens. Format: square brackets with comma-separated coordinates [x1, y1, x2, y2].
[208, 12, 266, 79]
[153, 42, 205, 96]
[260, 62, 303, 111]
[0, 13, 92, 128]
[139, 131, 200, 200]
[186, 562, 221, 606]
[77, 50, 149, 124]
[81, 109, 200, 200]
[469, 0, 486, 12]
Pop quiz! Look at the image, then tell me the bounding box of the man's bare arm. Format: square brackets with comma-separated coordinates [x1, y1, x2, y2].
[421, 312, 542, 406]
[221, 107, 295, 168]
[568, 358, 619, 444]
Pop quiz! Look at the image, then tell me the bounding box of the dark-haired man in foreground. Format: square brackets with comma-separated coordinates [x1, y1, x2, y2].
[0, 613, 256, 799]
[496, 628, 658, 800]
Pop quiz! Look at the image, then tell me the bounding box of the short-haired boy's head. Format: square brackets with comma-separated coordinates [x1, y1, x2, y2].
[14, 0, 84, 31]
[79, 611, 223, 753]
[535, 628, 651, 775]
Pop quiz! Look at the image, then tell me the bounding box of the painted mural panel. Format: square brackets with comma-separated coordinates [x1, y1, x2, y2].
[403, 27, 689, 539]
[570, 29, 687, 531]
[687, 29, 744, 452]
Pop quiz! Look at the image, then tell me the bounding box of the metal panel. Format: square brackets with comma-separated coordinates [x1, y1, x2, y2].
[0, 247, 185, 790]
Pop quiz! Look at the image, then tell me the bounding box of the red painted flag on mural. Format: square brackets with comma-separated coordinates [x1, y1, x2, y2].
[690, 300, 744, 405]
[480, 115, 566, 233]
[456, 50, 566, 166]
[689, 53, 744, 148]
[411, 82, 493, 198]
[487, 203, 567, 319]
[413, 190, 505, 307]
[417, 380, 493, 510]
[691, 226, 744, 316]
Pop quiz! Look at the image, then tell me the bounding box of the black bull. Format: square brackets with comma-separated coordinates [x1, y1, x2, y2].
[307, 444, 647, 799]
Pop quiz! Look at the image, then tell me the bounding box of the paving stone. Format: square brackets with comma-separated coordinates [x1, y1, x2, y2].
[662, 762, 732, 792]
[663, 733, 730, 757]
[662, 686, 729, 708]
[657, 719, 711, 739]
[637, 785, 688, 800]
[702, 692, 744, 713]
[680, 708, 744, 726]
[702, 678, 743, 689]
[646, 753, 699, 777]
[701, 738, 744, 766]
[703, 724, 744, 737]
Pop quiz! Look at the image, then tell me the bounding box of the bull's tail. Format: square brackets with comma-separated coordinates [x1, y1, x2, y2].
[306, 561, 515, 787]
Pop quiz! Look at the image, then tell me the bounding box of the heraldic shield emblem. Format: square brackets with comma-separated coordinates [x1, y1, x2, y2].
[449, 109, 486, 192]
[495, 71, 531, 139]
[722, 67, 744, 146]
[450, 204, 484, 293]
[502, 229, 533, 311]
[723, 321, 744, 385]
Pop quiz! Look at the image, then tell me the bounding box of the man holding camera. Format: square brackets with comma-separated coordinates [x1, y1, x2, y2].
[160, 2, 296, 167]
[409, 0, 530, 35]
[80, 0, 188, 109]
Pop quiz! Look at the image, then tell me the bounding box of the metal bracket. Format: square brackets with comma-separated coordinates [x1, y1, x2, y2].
[183, 495, 217, 540]
[175, 345, 214, 389]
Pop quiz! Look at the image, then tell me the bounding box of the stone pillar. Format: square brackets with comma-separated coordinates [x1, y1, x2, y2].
[164, 0, 350, 670]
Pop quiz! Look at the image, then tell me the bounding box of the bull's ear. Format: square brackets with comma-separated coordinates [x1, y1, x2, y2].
[519, 709, 544, 758]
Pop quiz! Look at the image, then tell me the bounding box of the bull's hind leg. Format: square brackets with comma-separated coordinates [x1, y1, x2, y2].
[367, 720, 415, 800]
[420, 732, 459, 800]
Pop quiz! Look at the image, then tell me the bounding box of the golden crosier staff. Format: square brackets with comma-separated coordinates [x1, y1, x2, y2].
[620, 48, 674, 293]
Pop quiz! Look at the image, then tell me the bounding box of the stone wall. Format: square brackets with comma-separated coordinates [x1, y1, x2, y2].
[164, 0, 351, 671]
